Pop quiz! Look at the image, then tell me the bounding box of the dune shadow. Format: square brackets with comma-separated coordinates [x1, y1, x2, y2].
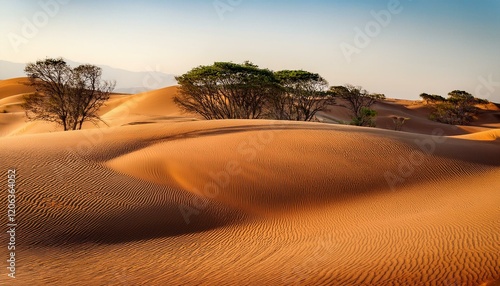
[26, 198, 245, 246]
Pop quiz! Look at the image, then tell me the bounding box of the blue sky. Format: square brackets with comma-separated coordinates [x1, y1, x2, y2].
[1, 0, 499, 101]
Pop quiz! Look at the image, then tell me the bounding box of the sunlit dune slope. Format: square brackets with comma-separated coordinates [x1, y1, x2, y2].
[324, 99, 500, 135]
[100, 86, 193, 126]
[0, 78, 34, 115]
[0, 77, 34, 99]
[0, 80, 192, 136]
[1, 77, 499, 138]
[453, 129, 500, 141]
[106, 120, 499, 212]
[0, 119, 498, 285]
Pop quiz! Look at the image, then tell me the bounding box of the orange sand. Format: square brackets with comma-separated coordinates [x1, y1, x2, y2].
[0, 78, 499, 285]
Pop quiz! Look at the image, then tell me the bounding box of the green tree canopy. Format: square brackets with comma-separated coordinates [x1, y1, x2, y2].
[420, 93, 446, 103]
[174, 62, 333, 121]
[422, 90, 488, 125]
[272, 70, 333, 121]
[174, 62, 279, 120]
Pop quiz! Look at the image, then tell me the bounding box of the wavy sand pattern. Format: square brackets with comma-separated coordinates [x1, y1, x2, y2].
[0, 78, 499, 285]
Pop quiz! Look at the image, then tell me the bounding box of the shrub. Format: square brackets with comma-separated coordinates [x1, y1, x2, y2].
[422, 90, 487, 125]
[351, 107, 378, 127]
[390, 116, 410, 131]
[330, 85, 385, 127]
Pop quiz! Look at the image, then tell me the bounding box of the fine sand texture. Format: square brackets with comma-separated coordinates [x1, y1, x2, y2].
[0, 78, 499, 285]
[0, 120, 499, 285]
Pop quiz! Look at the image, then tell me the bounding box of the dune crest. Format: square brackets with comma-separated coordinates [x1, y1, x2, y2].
[1, 119, 498, 284]
[0, 78, 499, 284]
[453, 129, 500, 141]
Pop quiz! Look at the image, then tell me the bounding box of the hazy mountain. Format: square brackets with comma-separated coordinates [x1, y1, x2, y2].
[0, 60, 177, 93]
[0, 60, 26, 79]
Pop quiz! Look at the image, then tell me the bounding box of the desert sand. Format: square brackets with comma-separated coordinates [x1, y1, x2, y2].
[0, 78, 499, 285]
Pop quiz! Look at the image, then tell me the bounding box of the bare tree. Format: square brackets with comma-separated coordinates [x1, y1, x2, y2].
[330, 84, 385, 126]
[23, 58, 73, 130]
[23, 58, 115, 131]
[70, 64, 115, 130]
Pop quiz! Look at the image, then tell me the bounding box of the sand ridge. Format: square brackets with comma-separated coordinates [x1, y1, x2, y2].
[0, 78, 499, 285]
[0, 119, 498, 285]
[1, 78, 499, 137]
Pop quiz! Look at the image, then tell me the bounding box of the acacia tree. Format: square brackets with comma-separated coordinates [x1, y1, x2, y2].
[330, 84, 385, 126]
[423, 90, 488, 125]
[174, 62, 279, 120]
[419, 93, 446, 104]
[272, 70, 334, 121]
[175, 63, 334, 121]
[23, 58, 115, 131]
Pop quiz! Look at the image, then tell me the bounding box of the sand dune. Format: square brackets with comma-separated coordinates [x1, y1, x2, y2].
[1, 78, 499, 137]
[0, 119, 499, 285]
[0, 78, 34, 134]
[0, 78, 34, 100]
[453, 129, 500, 141]
[0, 79, 190, 136]
[0, 78, 62, 136]
[321, 98, 500, 136]
[99, 86, 192, 127]
[0, 78, 499, 285]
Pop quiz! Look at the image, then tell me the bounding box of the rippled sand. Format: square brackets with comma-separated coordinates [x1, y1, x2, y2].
[0, 78, 499, 285]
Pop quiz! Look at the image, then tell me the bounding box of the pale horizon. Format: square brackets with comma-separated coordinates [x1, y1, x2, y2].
[1, 2, 500, 284]
[1, 0, 499, 101]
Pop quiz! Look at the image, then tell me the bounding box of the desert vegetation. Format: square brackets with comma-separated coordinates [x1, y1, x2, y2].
[174, 62, 390, 125]
[329, 85, 385, 127]
[22, 58, 115, 131]
[2, 69, 499, 285]
[174, 62, 334, 121]
[271, 70, 333, 121]
[20, 59, 389, 129]
[20, 59, 491, 132]
[391, 116, 410, 131]
[420, 90, 488, 125]
[173, 62, 276, 120]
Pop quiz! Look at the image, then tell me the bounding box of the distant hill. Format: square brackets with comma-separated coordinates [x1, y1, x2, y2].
[0, 60, 177, 93]
[0, 60, 26, 79]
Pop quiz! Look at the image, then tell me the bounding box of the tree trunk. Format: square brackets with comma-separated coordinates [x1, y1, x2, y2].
[62, 117, 68, 131]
